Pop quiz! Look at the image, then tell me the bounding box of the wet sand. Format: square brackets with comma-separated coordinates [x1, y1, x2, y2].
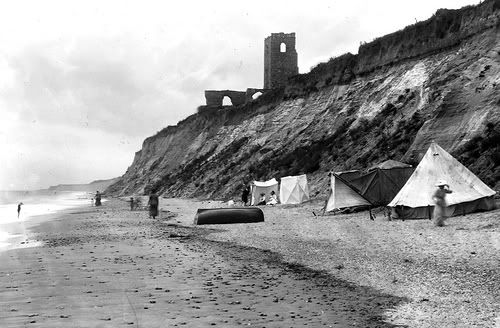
[0, 197, 498, 327]
[0, 199, 408, 327]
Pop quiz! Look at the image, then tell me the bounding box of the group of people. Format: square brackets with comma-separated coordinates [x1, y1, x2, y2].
[90, 187, 160, 219]
[241, 184, 278, 206]
[127, 191, 160, 219]
[257, 191, 278, 206]
[240, 180, 454, 226]
[128, 197, 143, 211]
[80, 180, 455, 226]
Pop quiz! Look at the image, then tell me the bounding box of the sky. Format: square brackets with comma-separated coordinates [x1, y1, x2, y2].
[0, 0, 481, 190]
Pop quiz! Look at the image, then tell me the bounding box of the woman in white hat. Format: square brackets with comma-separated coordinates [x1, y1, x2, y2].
[432, 180, 453, 226]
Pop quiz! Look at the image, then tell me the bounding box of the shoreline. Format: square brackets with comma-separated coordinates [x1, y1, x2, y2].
[0, 191, 94, 252]
[0, 197, 498, 327]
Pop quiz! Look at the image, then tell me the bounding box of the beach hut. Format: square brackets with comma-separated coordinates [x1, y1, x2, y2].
[388, 142, 497, 219]
[250, 178, 279, 205]
[279, 174, 310, 205]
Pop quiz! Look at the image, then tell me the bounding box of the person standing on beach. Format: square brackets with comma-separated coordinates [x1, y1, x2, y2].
[148, 190, 159, 219]
[95, 191, 102, 206]
[17, 202, 23, 218]
[129, 197, 135, 211]
[432, 180, 453, 227]
[241, 184, 250, 206]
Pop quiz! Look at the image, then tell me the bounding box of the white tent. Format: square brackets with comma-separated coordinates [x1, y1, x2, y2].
[279, 174, 310, 205]
[250, 178, 279, 205]
[388, 142, 497, 219]
[325, 173, 371, 212]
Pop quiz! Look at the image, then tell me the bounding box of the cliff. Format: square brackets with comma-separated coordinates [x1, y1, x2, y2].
[107, 0, 500, 199]
[48, 178, 119, 193]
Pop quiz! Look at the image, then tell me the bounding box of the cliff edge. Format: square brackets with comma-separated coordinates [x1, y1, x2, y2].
[107, 0, 500, 199]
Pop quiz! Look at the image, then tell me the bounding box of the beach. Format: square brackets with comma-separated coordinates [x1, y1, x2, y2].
[0, 197, 498, 327]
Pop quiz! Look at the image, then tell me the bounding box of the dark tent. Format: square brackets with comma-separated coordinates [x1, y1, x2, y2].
[337, 170, 363, 181]
[342, 160, 414, 207]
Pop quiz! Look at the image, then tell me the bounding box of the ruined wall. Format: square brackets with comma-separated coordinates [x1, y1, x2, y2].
[204, 90, 247, 106]
[264, 32, 299, 89]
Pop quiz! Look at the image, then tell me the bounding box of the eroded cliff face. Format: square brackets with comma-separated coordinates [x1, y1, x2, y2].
[107, 0, 500, 199]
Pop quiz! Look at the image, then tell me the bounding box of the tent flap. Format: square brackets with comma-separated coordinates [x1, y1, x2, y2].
[326, 174, 371, 212]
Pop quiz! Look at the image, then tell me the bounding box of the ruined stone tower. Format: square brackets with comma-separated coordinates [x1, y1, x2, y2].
[264, 32, 298, 89]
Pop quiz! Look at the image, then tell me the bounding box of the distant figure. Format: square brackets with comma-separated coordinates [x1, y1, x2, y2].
[148, 190, 159, 219]
[135, 197, 142, 210]
[257, 193, 266, 206]
[129, 197, 135, 211]
[241, 184, 250, 206]
[17, 202, 23, 218]
[95, 191, 102, 206]
[432, 180, 453, 226]
[267, 191, 278, 206]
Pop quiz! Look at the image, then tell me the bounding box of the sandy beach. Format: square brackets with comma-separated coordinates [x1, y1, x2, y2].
[0, 197, 498, 327]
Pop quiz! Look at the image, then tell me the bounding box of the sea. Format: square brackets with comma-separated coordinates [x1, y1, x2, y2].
[0, 190, 94, 250]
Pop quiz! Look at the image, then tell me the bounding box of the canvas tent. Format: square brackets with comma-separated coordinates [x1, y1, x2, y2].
[325, 160, 414, 212]
[388, 142, 497, 219]
[345, 160, 414, 206]
[325, 173, 371, 212]
[280, 174, 310, 205]
[250, 178, 279, 205]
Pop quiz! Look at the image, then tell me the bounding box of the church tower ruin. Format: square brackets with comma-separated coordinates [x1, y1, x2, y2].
[264, 32, 298, 89]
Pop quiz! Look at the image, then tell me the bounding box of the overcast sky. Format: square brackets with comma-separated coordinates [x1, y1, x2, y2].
[0, 0, 480, 190]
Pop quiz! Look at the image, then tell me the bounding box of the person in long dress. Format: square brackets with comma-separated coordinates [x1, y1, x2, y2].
[432, 180, 453, 226]
[95, 191, 102, 206]
[241, 184, 250, 206]
[148, 190, 159, 219]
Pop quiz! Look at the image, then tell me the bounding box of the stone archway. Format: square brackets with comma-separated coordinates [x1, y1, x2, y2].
[204, 90, 247, 106]
[222, 96, 232, 106]
[245, 88, 268, 102]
